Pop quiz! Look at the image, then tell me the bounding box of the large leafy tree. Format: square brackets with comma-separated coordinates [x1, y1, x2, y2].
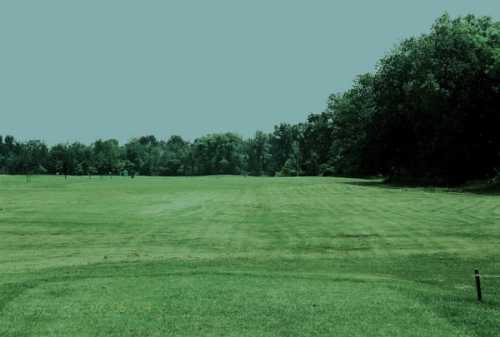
[372, 14, 500, 184]
[328, 73, 377, 177]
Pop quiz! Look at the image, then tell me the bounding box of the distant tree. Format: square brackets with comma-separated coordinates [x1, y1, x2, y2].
[18, 140, 48, 176]
[269, 123, 301, 175]
[125, 136, 163, 175]
[159, 135, 190, 176]
[93, 139, 122, 175]
[246, 131, 272, 176]
[278, 141, 301, 176]
[49, 144, 70, 175]
[0, 136, 4, 173]
[300, 112, 334, 176]
[1, 136, 19, 174]
[192, 133, 244, 175]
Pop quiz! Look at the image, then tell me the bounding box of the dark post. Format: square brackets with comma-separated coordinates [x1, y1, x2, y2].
[475, 269, 482, 302]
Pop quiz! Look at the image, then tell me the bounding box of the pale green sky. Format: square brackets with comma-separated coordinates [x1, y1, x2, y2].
[1, 0, 499, 144]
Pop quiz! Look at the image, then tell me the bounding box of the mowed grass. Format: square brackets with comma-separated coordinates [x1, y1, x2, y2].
[0, 176, 499, 337]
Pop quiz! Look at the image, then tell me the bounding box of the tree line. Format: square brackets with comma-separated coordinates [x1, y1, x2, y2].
[1, 14, 499, 185]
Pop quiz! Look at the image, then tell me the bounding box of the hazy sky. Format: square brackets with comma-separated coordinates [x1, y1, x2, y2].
[1, 1, 499, 144]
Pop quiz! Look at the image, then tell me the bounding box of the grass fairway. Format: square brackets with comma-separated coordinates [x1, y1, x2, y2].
[0, 175, 499, 337]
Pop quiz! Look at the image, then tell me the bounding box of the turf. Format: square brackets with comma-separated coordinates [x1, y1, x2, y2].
[0, 175, 499, 336]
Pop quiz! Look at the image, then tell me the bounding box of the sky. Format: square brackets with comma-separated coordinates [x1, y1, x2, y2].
[1, 0, 499, 144]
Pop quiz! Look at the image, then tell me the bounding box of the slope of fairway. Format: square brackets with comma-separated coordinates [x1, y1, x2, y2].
[0, 176, 499, 336]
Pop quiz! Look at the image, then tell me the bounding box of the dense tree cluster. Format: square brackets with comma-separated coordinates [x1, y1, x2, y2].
[371, 15, 500, 184]
[1, 14, 499, 185]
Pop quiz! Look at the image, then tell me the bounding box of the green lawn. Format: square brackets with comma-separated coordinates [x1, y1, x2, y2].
[0, 175, 499, 337]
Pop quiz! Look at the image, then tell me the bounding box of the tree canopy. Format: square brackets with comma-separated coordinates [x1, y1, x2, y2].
[1, 14, 499, 185]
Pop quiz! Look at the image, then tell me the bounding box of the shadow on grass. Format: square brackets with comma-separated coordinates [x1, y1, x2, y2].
[339, 179, 500, 196]
[458, 183, 500, 196]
